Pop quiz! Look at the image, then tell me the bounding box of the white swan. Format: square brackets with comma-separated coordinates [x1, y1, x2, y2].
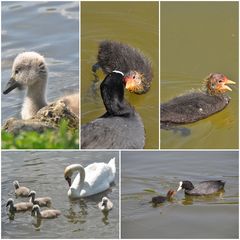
[64, 157, 116, 198]
[3, 52, 79, 120]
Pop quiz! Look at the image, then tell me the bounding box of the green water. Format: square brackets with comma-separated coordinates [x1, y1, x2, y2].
[161, 2, 239, 149]
[81, 2, 159, 149]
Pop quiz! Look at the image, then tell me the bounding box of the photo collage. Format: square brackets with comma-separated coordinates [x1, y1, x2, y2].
[1, 1, 239, 239]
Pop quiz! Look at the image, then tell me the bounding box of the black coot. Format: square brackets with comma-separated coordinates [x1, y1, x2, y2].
[177, 180, 225, 196]
[93, 40, 153, 94]
[151, 190, 176, 205]
[81, 71, 145, 149]
[161, 73, 235, 128]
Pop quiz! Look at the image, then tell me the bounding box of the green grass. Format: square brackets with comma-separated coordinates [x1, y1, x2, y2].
[2, 120, 79, 149]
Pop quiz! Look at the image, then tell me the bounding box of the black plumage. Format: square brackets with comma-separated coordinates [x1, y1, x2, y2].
[81, 71, 145, 149]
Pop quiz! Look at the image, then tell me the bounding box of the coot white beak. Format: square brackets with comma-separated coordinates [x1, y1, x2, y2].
[177, 181, 183, 191]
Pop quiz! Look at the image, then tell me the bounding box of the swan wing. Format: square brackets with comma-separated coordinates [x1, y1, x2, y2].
[85, 162, 115, 185]
[81, 179, 111, 197]
[81, 162, 115, 196]
[107, 157, 116, 182]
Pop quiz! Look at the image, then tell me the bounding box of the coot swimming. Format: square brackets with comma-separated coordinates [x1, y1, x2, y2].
[177, 180, 225, 196]
[151, 189, 176, 205]
[81, 70, 145, 149]
[92, 40, 153, 94]
[161, 73, 235, 128]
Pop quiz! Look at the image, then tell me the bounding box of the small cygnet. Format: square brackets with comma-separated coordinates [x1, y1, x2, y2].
[28, 190, 52, 207]
[6, 198, 33, 214]
[98, 197, 113, 213]
[3, 52, 79, 120]
[13, 180, 30, 197]
[31, 205, 61, 219]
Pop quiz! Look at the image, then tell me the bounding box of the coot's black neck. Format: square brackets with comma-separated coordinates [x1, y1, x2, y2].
[100, 71, 134, 117]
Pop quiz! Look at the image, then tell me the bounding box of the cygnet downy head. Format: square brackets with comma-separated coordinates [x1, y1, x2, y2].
[3, 52, 48, 94]
[98, 197, 113, 212]
[3, 52, 49, 119]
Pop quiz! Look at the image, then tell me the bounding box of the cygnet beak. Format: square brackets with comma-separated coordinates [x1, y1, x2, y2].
[3, 77, 21, 94]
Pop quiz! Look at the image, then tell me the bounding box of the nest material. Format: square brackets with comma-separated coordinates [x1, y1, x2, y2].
[2, 100, 79, 135]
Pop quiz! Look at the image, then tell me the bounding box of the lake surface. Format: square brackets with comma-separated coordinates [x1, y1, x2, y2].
[2, 151, 119, 238]
[81, 2, 159, 149]
[121, 151, 239, 238]
[160, 2, 239, 149]
[1, 1, 79, 123]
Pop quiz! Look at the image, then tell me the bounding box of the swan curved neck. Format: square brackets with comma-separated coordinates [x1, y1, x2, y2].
[9, 203, 15, 212]
[22, 78, 47, 119]
[30, 195, 35, 203]
[68, 164, 85, 187]
[35, 208, 41, 217]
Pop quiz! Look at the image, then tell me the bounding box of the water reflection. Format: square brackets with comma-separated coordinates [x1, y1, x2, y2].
[7, 212, 15, 221]
[66, 200, 88, 224]
[32, 217, 42, 231]
[102, 212, 110, 225]
[181, 191, 225, 206]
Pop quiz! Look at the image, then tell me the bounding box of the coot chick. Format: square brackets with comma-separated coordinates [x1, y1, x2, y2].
[151, 189, 176, 205]
[177, 180, 225, 196]
[93, 40, 153, 94]
[161, 73, 235, 128]
[81, 71, 145, 149]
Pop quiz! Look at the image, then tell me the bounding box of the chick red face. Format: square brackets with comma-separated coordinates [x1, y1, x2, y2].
[167, 189, 176, 198]
[124, 70, 149, 94]
[206, 73, 236, 95]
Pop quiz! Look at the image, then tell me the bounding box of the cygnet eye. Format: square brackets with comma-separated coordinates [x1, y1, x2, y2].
[15, 69, 19, 74]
